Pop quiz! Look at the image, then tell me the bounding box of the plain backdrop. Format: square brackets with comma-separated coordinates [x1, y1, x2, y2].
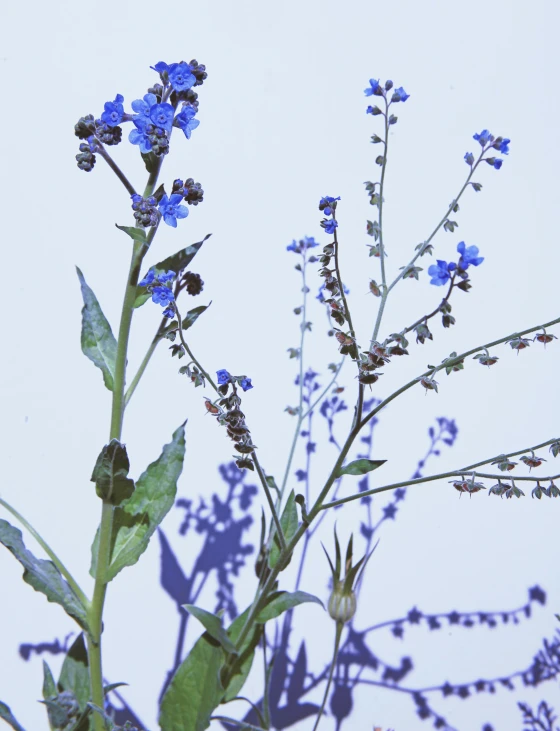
[0, 1, 559, 729]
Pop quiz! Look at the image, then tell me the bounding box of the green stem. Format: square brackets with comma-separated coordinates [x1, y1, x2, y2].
[175, 307, 217, 391]
[0, 497, 89, 609]
[87, 240, 146, 731]
[312, 622, 343, 731]
[252, 453, 285, 551]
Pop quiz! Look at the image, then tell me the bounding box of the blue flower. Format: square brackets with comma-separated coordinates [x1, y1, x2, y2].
[217, 369, 232, 385]
[498, 138, 510, 154]
[428, 260, 456, 286]
[286, 241, 298, 252]
[101, 94, 125, 127]
[174, 105, 200, 139]
[168, 62, 196, 91]
[319, 196, 341, 216]
[151, 62, 169, 75]
[150, 103, 174, 132]
[392, 86, 410, 102]
[473, 129, 493, 146]
[364, 78, 381, 96]
[464, 152, 474, 166]
[131, 93, 158, 126]
[129, 119, 153, 153]
[158, 193, 189, 227]
[158, 270, 176, 283]
[151, 286, 175, 306]
[162, 306, 175, 318]
[323, 219, 338, 235]
[492, 159, 503, 170]
[366, 105, 375, 115]
[240, 377, 253, 392]
[139, 270, 156, 287]
[457, 242, 484, 269]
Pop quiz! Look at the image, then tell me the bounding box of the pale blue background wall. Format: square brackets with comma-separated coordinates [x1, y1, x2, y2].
[0, 1, 559, 729]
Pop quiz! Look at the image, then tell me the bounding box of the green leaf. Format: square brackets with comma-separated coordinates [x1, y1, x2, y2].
[335, 459, 386, 478]
[90, 440, 135, 505]
[91, 425, 186, 581]
[141, 151, 159, 174]
[222, 609, 263, 703]
[182, 605, 238, 655]
[58, 634, 90, 712]
[42, 660, 57, 699]
[255, 591, 323, 623]
[268, 490, 298, 569]
[134, 235, 211, 308]
[115, 225, 148, 245]
[160, 304, 210, 340]
[0, 519, 89, 632]
[159, 632, 225, 731]
[76, 267, 117, 391]
[0, 702, 26, 731]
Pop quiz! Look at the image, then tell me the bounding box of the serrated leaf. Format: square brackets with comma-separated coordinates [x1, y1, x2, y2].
[335, 459, 386, 478]
[134, 235, 211, 308]
[0, 519, 89, 632]
[159, 632, 225, 731]
[76, 268, 117, 391]
[182, 605, 238, 655]
[58, 634, 90, 712]
[90, 440, 135, 505]
[0, 702, 26, 731]
[268, 490, 298, 569]
[255, 591, 323, 623]
[42, 660, 57, 700]
[90, 425, 186, 581]
[115, 225, 148, 245]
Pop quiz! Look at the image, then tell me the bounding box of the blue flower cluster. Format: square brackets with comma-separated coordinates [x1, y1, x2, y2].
[464, 129, 510, 170]
[427, 242, 484, 286]
[74, 59, 206, 170]
[286, 236, 319, 253]
[319, 196, 340, 235]
[138, 270, 176, 317]
[217, 369, 253, 392]
[364, 78, 409, 114]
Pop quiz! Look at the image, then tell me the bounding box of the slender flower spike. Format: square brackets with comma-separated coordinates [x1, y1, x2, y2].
[427, 260, 456, 286]
[457, 242, 484, 269]
[216, 369, 232, 385]
[101, 94, 125, 127]
[158, 194, 189, 227]
[364, 79, 382, 96]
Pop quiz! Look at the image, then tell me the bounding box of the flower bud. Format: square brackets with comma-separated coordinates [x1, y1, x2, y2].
[328, 582, 357, 623]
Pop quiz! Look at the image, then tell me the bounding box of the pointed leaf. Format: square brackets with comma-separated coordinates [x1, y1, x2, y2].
[0, 702, 26, 731]
[0, 519, 89, 632]
[160, 304, 210, 340]
[76, 267, 117, 391]
[335, 459, 386, 478]
[90, 440, 135, 505]
[255, 591, 323, 623]
[58, 634, 90, 712]
[159, 632, 225, 731]
[115, 225, 148, 245]
[182, 605, 238, 655]
[42, 661, 57, 699]
[90, 425, 186, 581]
[268, 491, 298, 569]
[134, 235, 211, 308]
[222, 608, 263, 703]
